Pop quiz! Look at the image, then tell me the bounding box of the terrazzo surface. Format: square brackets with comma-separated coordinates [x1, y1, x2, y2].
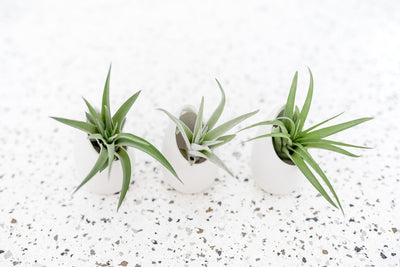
[1, 0, 399, 266]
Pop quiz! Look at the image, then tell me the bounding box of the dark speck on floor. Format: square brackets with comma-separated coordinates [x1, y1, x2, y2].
[302, 257, 307, 263]
[306, 217, 318, 222]
[354, 246, 361, 252]
[380, 252, 387, 259]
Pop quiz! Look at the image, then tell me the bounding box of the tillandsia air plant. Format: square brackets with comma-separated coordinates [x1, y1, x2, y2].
[241, 68, 373, 213]
[158, 79, 259, 176]
[51, 65, 180, 210]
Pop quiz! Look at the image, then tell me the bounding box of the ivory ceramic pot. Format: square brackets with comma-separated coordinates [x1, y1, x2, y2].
[162, 105, 218, 194]
[74, 132, 135, 195]
[251, 105, 303, 195]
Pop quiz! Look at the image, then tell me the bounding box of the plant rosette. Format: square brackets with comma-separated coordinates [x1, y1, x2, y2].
[51, 65, 180, 210]
[241, 68, 372, 213]
[159, 79, 258, 194]
[250, 105, 303, 195]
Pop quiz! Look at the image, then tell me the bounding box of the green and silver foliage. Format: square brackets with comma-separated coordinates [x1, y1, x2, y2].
[242, 68, 373, 213]
[159, 79, 259, 176]
[51, 66, 180, 210]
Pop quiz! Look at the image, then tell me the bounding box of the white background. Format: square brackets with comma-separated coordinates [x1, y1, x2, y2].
[1, 0, 399, 266]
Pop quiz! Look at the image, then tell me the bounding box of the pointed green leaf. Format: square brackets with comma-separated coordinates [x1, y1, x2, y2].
[119, 118, 126, 132]
[200, 150, 233, 176]
[209, 134, 236, 149]
[304, 143, 360, 157]
[288, 151, 338, 209]
[193, 97, 204, 143]
[51, 117, 97, 134]
[294, 106, 300, 123]
[85, 112, 96, 125]
[111, 122, 119, 136]
[300, 112, 344, 136]
[204, 109, 259, 141]
[104, 105, 114, 135]
[304, 117, 373, 139]
[199, 125, 209, 143]
[158, 108, 193, 147]
[106, 143, 115, 177]
[116, 148, 131, 211]
[297, 67, 314, 133]
[291, 144, 343, 213]
[112, 90, 141, 127]
[283, 71, 298, 130]
[83, 98, 100, 121]
[206, 78, 226, 130]
[101, 65, 112, 122]
[115, 133, 182, 184]
[297, 138, 371, 149]
[73, 146, 108, 194]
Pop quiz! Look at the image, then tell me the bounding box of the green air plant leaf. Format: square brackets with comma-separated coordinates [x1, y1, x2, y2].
[240, 68, 372, 211]
[302, 117, 373, 139]
[298, 138, 372, 149]
[157, 108, 193, 146]
[51, 117, 97, 134]
[73, 146, 108, 194]
[104, 105, 114, 136]
[204, 110, 259, 141]
[51, 65, 179, 210]
[193, 97, 205, 143]
[115, 133, 182, 184]
[209, 134, 236, 149]
[303, 143, 361, 157]
[292, 143, 344, 213]
[106, 142, 115, 176]
[205, 79, 226, 129]
[296, 67, 313, 133]
[85, 112, 96, 125]
[159, 79, 258, 176]
[101, 65, 112, 122]
[300, 112, 344, 135]
[283, 71, 298, 131]
[112, 90, 141, 131]
[116, 148, 131, 211]
[200, 150, 233, 177]
[287, 151, 338, 209]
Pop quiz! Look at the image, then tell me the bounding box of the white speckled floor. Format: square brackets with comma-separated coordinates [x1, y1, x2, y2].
[1, 1, 399, 266]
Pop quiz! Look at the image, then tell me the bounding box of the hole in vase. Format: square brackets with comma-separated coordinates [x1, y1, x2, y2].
[175, 107, 206, 164]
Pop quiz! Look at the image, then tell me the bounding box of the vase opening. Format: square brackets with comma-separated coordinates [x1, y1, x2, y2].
[175, 107, 206, 164]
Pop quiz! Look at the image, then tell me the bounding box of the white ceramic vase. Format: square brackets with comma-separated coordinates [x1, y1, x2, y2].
[161, 105, 218, 194]
[74, 132, 135, 195]
[251, 105, 303, 195]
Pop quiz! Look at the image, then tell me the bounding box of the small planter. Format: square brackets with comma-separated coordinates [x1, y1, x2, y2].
[74, 132, 134, 195]
[250, 105, 302, 195]
[52, 65, 179, 210]
[162, 106, 218, 193]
